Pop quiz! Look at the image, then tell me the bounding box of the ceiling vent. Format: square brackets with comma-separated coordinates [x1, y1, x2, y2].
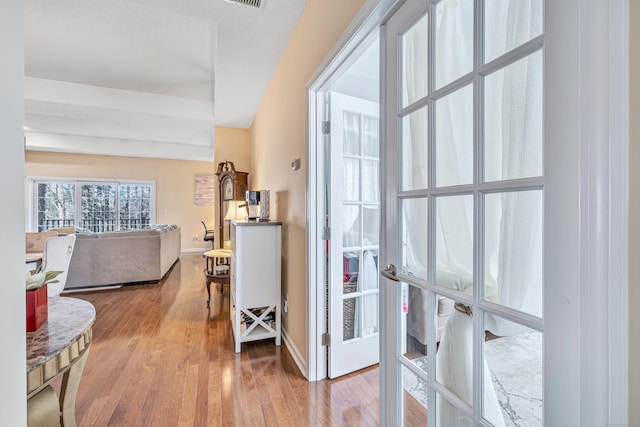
[224, 0, 263, 8]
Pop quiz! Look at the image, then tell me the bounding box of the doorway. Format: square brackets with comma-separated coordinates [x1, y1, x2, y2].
[308, 31, 381, 380]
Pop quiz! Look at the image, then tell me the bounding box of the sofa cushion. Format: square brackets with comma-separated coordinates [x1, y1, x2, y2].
[48, 227, 76, 235]
[74, 232, 98, 239]
[407, 288, 455, 345]
[95, 230, 160, 238]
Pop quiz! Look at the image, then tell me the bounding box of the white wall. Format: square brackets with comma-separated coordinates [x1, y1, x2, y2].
[0, 0, 27, 424]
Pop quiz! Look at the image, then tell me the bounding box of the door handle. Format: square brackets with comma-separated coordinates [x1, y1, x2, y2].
[381, 264, 400, 282]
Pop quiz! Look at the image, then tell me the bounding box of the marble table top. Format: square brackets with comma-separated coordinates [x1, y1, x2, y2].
[26, 297, 96, 372]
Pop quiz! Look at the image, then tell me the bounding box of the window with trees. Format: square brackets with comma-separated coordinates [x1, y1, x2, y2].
[30, 179, 155, 232]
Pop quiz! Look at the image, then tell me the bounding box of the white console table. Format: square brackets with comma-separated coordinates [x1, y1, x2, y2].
[230, 221, 282, 353]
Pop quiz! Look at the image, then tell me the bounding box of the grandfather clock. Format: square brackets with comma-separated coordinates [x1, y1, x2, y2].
[216, 161, 249, 248]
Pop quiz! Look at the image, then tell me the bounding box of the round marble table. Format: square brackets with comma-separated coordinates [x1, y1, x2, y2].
[27, 297, 95, 427]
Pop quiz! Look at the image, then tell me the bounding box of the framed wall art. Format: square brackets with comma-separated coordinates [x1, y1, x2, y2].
[194, 174, 215, 206]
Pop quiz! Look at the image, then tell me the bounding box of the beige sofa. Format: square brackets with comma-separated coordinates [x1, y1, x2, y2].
[66, 225, 181, 290]
[407, 289, 454, 351]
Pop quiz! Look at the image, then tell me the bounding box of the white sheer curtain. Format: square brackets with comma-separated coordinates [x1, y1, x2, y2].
[402, 1, 542, 425]
[402, 12, 429, 280]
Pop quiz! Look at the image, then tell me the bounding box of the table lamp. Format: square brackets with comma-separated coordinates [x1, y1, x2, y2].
[223, 200, 247, 248]
[224, 200, 247, 222]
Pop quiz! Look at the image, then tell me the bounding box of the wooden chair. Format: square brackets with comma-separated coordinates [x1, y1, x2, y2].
[25, 231, 58, 254]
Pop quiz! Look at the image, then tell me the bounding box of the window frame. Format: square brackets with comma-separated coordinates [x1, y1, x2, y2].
[26, 176, 156, 232]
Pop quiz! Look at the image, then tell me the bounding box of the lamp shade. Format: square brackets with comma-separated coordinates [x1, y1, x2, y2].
[224, 200, 247, 221]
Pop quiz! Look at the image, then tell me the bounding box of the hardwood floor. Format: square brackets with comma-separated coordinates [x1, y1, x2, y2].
[63, 253, 426, 426]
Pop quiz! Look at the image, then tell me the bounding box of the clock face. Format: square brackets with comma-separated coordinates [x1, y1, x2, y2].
[223, 178, 234, 200]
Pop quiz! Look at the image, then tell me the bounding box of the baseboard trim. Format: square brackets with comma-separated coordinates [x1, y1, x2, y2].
[282, 328, 306, 379]
[63, 284, 123, 293]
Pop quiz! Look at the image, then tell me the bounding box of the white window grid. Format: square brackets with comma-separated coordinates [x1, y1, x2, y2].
[28, 177, 156, 232]
[392, 1, 544, 423]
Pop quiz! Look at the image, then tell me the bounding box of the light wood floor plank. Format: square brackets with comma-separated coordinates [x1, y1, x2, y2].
[62, 253, 431, 426]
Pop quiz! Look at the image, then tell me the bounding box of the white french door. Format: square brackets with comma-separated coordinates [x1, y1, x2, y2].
[381, 0, 545, 425]
[327, 91, 381, 378]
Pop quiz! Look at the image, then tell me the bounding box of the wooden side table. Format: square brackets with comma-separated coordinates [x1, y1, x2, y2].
[204, 249, 231, 306]
[27, 297, 95, 427]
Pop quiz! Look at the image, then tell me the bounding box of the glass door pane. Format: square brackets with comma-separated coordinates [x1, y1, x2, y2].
[484, 190, 543, 316]
[402, 13, 429, 108]
[401, 105, 429, 192]
[402, 364, 428, 425]
[484, 51, 543, 182]
[483, 316, 543, 425]
[484, 0, 543, 63]
[435, 195, 474, 297]
[434, 0, 473, 89]
[435, 84, 473, 187]
[81, 184, 116, 232]
[119, 184, 152, 229]
[401, 198, 428, 280]
[341, 104, 380, 343]
[36, 182, 75, 231]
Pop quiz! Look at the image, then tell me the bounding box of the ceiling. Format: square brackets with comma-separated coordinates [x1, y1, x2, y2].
[24, 0, 308, 161]
[332, 36, 379, 103]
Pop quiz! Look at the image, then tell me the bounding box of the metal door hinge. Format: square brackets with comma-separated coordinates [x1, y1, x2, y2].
[322, 226, 330, 240]
[321, 121, 331, 135]
[322, 333, 331, 346]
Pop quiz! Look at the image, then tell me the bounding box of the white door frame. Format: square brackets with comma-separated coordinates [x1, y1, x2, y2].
[307, 0, 629, 422]
[545, 0, 628, 423]
[1, 0, 28, 424]
[607, 1, 630, 420]
[306, 0, 403, 381]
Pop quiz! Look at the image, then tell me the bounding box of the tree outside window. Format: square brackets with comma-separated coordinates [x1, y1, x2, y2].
[34, 180, 154, 232]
